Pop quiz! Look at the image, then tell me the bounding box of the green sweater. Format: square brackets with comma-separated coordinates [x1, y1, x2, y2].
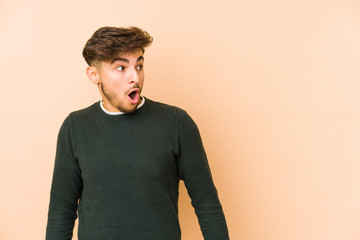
[46, 98, 229, 240]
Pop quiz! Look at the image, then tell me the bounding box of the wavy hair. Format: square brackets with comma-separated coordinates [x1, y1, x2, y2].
[82, 26, 153, 66]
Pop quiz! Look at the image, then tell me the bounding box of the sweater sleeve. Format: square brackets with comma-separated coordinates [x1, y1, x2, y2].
[46, 116, 83, 240]
[176, 109, 229, 240]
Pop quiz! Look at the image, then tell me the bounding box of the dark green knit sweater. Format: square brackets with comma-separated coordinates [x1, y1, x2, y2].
[46, 98, 229, 240]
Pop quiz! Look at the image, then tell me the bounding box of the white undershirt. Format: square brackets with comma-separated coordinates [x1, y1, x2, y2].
[100, 97, 146, 115]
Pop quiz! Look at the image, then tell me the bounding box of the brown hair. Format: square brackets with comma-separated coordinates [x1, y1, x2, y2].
[82, 26, 153, 66]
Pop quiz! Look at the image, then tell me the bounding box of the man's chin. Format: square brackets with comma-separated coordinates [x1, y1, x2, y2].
[118, 104, 138, 114]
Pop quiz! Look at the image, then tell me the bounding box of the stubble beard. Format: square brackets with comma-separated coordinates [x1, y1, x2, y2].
[100, 82, 140, 114]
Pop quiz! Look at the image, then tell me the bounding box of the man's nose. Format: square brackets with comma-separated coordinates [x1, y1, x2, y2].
[129, 68, 140, 84]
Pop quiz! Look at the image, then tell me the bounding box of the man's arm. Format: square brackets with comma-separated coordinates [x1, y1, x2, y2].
[176, 109, 230, 240]
[46, 116, 83, 240]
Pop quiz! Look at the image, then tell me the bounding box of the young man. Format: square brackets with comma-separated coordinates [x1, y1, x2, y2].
[46, 26, 229, 240]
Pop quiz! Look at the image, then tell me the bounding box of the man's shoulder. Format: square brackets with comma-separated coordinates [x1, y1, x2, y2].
[146, 98, 187, 115]
[145, 99, 196, 127]
[66, 102, 100, 121]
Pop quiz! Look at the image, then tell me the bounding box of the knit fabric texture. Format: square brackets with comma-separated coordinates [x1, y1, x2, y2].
[46, 98, 229, 240]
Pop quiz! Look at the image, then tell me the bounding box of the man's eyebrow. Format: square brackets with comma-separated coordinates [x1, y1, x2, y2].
[137, 56, 144, 62]
[111, 57, 129, 64]
[111, 56, 144, 64]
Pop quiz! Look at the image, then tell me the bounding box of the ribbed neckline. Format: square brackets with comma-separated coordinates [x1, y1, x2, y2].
[96, 97, 151, 120]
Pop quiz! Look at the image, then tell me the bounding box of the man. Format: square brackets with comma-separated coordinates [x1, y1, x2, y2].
[46, 26, 229, 240]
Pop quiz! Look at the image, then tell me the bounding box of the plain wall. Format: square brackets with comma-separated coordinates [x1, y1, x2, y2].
[1, 0, 359, 239]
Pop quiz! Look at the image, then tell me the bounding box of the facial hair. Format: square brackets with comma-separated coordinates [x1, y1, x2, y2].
[100, 81, 140, 114]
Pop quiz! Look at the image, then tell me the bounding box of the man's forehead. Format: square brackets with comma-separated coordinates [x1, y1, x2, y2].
[111, 51, 144, 64]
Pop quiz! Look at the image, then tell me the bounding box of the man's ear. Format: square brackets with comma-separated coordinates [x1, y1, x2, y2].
[86, 66, 100, 84]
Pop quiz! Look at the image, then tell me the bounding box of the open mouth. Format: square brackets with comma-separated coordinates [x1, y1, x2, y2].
[128, 88, 140, 104]
[129, 91, 136, 100]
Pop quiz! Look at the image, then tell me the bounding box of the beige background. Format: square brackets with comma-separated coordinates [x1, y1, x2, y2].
[1, 0, 360, 239]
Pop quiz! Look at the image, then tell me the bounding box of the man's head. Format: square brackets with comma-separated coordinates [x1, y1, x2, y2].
[83, 26, 153, 113]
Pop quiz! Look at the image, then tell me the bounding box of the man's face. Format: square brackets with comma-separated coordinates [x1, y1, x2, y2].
[94, 50, 145, 113]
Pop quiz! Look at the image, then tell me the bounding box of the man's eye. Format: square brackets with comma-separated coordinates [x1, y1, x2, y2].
[117, 66, 125, 71]
[136, 65, 143, 71]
